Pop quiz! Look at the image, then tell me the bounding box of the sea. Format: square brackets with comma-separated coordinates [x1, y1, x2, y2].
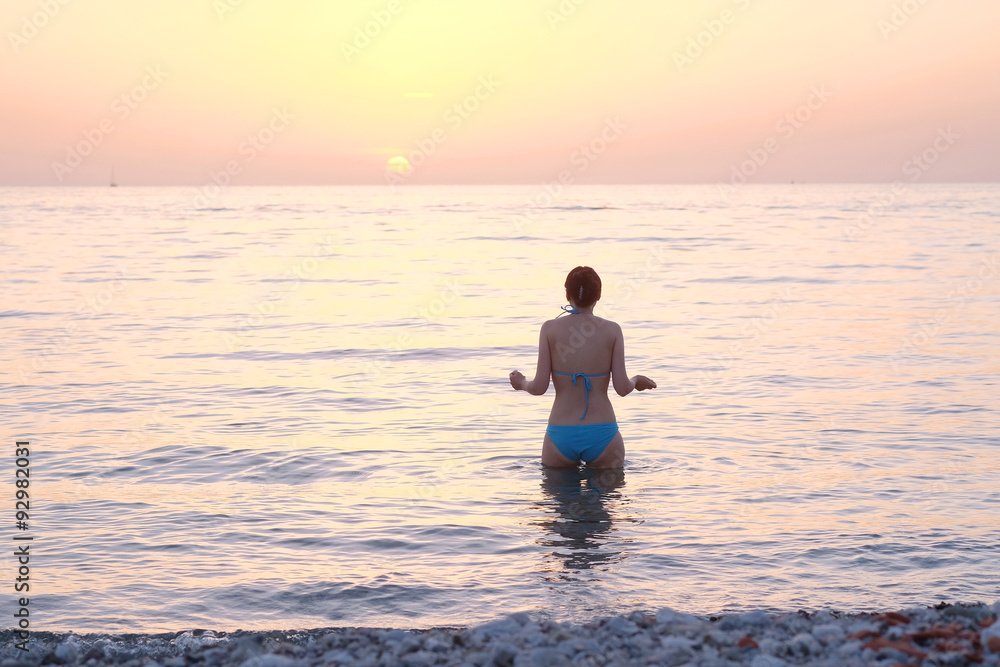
[1, 184, 998, 634]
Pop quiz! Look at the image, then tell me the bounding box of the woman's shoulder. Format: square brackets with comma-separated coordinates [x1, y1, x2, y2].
[593, 314, 621, 329]
[539, 318, 561, 335]
[594, 316, 624, 340]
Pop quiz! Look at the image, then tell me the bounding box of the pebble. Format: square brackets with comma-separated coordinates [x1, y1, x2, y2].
[490, 641, 518, 667]
[810, 623, 845, 643]
[320, 649, 353, 663]
[400, 650, 436, 667]
[794, 631, 824, 655]
[241, 657, 297, 667]
[984, 620, 1000, 653]
[384, 629, 408, 642]
[603, 617, 639, 636]
[720, 610, 770, 630]
[750, 655, 788, 667]
[508, 612, 531, 626]
[525, 647, 569, 667]
[54, 639, 79, 664]
[655, 608, 699, 626]
[658, 636, 695, 666]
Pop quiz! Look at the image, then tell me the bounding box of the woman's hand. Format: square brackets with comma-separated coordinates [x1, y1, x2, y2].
[632, 375, 657, 391]
[509, 370, 526, 391]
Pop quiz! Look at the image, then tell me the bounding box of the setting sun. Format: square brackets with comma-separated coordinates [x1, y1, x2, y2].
[386, 155, 412, 173]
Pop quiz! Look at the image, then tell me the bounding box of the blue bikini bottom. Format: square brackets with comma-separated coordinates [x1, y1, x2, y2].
[545, 422, 619, 463]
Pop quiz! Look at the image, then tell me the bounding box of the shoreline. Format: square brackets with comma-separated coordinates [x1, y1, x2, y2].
[3, 602, 998, 666]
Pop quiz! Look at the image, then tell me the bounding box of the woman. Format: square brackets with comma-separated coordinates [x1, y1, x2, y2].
[509, 266, 656, 468]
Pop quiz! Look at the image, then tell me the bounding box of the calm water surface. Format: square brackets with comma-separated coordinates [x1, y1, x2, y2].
[2, 184, 998, 632]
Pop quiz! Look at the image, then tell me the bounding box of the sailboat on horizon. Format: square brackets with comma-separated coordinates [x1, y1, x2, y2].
[110, 165, 118, 187]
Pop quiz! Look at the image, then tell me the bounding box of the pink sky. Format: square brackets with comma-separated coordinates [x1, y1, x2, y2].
[2, 0, 998, 185]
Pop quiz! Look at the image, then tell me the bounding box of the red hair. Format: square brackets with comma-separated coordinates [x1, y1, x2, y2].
[564, 266, 601, 309]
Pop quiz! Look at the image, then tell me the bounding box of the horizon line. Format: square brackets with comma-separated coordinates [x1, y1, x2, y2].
[3, 180, 999, 188]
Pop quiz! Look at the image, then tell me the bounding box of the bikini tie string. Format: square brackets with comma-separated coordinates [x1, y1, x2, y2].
[568, 372, 593, 419]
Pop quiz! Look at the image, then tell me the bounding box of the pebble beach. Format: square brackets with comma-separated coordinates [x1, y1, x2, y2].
[6, 602, 999, 667]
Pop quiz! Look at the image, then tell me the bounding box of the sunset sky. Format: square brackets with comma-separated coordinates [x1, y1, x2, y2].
[2, 0, 998, 186]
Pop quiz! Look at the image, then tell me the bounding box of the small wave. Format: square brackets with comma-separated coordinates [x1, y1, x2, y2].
[688, 275, 834, 284]
[0, 310, 50, 318]
[544, 205, 620, 211]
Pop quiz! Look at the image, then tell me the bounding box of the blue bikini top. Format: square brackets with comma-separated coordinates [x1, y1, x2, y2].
[553, 304, 610, 419]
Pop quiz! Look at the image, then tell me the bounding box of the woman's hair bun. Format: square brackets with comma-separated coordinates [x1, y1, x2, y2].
[565, 266, 601, 309]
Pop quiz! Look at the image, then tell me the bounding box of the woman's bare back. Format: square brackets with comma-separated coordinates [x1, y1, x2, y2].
[544, 312, 618, 425]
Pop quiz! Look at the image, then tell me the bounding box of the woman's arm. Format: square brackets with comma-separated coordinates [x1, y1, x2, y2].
[509, 321, 552, 395]
[611, 322, 656, 396]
